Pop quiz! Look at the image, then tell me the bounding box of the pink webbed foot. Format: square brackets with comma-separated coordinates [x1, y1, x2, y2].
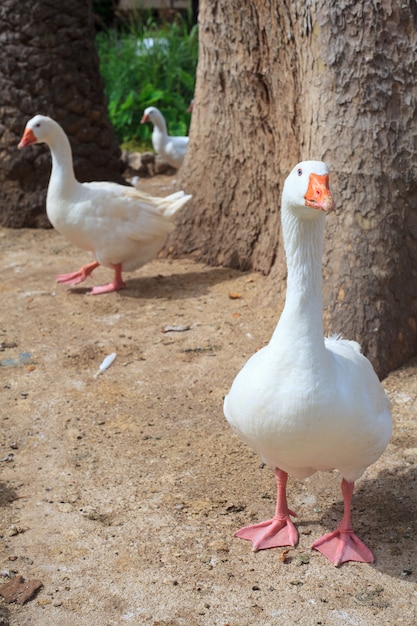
[56, 270, 89, 285]
[89, 264, 125, 295]
[235, 511, 298, 551]
[312, 528, 374, 567]
[235, 468, 298, 551]
[56, 261, 99, 286]
[311, 478, 374, 567]
[89, 280, 126, 295]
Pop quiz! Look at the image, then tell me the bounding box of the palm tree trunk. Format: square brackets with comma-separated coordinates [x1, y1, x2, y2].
[0, 0, 123, 228]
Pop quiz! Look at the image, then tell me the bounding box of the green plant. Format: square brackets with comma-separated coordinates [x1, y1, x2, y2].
[95, 12, 198, 150]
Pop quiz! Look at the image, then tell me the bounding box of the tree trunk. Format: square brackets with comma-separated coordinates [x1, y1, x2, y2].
[172, 0, 417, 378]
[0, 0, 124, 228]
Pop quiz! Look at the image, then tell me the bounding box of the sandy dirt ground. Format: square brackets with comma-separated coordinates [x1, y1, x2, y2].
[0, 176, 416, 626]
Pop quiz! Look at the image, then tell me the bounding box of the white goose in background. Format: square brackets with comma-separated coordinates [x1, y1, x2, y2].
[18, 115, 191, 295]
[141, 107, 189, 169]
[224, 161, 392, 566]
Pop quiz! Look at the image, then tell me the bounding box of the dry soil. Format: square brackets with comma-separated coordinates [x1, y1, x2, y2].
[0, 176, 416, 626]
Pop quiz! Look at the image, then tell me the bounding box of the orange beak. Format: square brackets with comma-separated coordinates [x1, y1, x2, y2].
[18, 127, 37, 149]
[140, 114, 148, 124]
[305, 173, 335, 213]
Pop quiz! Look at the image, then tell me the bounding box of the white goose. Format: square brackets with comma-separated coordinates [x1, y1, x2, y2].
[141, 107, 189, 169]
[224, 161, 392, 566]
[18, 115, 191, 295]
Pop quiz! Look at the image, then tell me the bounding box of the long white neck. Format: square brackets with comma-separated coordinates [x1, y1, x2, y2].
[152, 111, 167, 135]
[270, 203, 326, 357]
[152, 112, 168, 149]
[46, 126, 78, 199]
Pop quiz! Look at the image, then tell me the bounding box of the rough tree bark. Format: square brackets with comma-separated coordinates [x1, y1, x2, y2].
[172, 0, 417, 378]
[0, 0, 124, 228]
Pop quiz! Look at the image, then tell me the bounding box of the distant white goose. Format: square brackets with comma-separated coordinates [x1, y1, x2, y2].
[141, 106, 189, 169]
[18, 115, 191, 295]
[224, 161, 392, 566]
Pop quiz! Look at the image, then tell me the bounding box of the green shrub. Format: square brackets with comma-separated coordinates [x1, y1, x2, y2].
[95, 13, 198, 150]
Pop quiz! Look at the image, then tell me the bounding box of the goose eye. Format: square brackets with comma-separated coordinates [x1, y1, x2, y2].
[35, 123, 41, 128]
[297, 168, 303, 176]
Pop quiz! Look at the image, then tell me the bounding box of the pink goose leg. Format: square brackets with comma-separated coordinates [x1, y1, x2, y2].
[90, 264, 126, 295]
[235, 468, 298, 551]
[56, 262, 125, 295]
[311, 478, 374, 566]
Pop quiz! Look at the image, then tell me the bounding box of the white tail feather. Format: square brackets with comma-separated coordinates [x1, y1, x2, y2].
[123, 188, 191, 217]
[161, 193, 192, 217]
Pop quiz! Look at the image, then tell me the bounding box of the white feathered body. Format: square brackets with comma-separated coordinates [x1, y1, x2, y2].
[152, 127, 189, 170]
[47, 177, 187, 272]
[224, 334, 391, 482]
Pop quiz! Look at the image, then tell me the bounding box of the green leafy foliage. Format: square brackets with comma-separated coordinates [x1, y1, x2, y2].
[95, 13, 198, 150]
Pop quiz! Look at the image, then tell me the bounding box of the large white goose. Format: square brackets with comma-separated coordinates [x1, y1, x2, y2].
[141, 107, 189, 169]
[18, 115, 191, 295]
[224, 161, 392, 566]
